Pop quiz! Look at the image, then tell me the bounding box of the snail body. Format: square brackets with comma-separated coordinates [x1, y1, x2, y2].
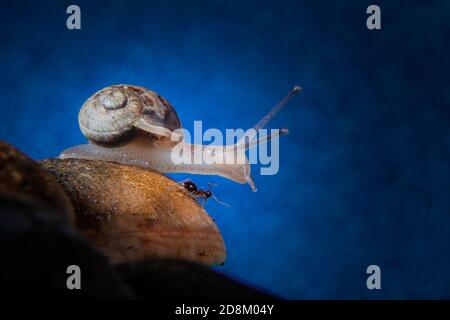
[60, 84, 301, 191]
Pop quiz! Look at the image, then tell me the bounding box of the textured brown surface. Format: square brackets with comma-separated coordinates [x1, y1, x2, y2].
[0, 141, 75, 223]
[40, 158, 226, 265]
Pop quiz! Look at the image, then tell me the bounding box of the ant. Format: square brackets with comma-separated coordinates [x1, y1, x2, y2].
[178, 179, 230, 208]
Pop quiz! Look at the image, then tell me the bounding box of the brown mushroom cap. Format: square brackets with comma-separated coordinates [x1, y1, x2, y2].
[40, 158, 226, 266]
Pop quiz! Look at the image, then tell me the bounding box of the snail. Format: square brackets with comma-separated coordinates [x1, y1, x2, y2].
[60, 84, 301, 192]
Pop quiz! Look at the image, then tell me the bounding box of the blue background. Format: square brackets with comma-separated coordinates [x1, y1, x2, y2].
[1, 0, 449, 299]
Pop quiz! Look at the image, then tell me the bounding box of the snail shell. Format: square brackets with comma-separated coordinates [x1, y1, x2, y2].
[79, 85, 182, 145]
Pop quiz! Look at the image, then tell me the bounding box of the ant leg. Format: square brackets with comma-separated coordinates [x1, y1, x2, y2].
[211, 194, 231, 208]
[206, 183, 231, 208]
[165, 183, 189, 195]
[177, 178, 193, 184]
[207, 182, 218, 191]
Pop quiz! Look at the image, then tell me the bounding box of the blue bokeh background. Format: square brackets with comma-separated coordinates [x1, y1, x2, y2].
[1, 0, 449, 299]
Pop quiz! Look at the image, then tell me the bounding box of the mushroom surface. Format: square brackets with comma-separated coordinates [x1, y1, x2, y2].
[40, 158, 226, 265]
